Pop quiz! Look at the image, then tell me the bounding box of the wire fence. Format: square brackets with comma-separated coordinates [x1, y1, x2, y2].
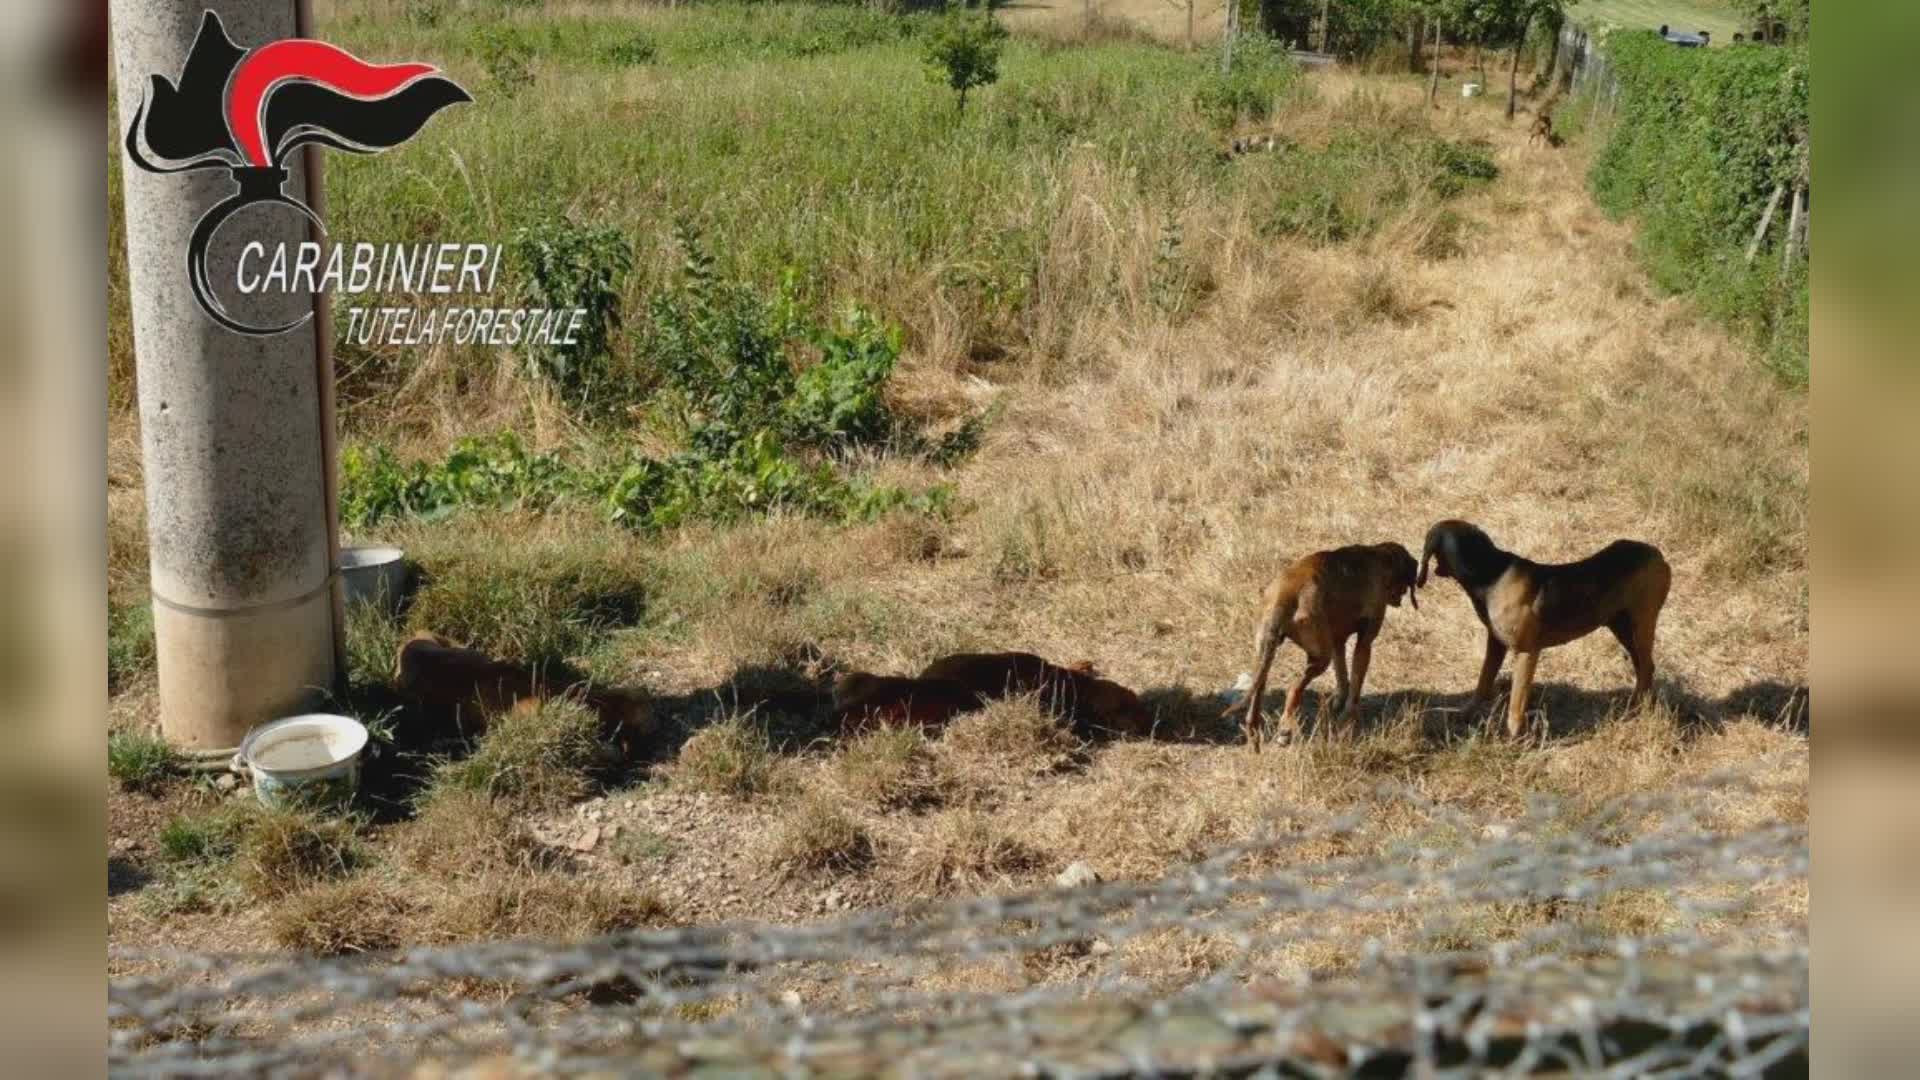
[110, 772, 1807, 1077]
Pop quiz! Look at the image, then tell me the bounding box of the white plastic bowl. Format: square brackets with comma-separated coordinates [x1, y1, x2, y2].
[234, 713, 369, 810]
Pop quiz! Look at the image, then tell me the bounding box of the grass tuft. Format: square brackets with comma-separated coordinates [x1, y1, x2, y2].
[109, 729, 177, 794]
[896, 808, 1044, 897]
[398, 789, 544, 878]
[937, 694, 1082, 789]
[834, 725, 945, 810]
[671, 714, 782, 798]
[429, 696, 606, 813]
[233, 807, 366, 902]
[267, 878, 416, 956]
[768, 794, 874, 877]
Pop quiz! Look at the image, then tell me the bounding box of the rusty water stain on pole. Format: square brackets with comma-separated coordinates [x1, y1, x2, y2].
[110, 0, 337, 750]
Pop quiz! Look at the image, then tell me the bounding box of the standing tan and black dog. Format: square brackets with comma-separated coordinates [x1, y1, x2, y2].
[1417, 520, 1671, 738]
[1235, 543, 1421, 750]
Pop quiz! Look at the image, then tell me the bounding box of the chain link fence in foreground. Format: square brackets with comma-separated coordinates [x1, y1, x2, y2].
[110, 774, 1808, 1077]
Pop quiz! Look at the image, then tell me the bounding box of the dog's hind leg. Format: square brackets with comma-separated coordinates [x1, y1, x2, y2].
[1282, 654, 1332, 741]
[1506, 650, 1538, 739]
[1610, 612, 1658, 709]
[1331, 643, 1350, 715]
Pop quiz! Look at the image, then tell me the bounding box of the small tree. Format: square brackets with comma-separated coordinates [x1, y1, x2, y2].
[922, 10, 1008, 113]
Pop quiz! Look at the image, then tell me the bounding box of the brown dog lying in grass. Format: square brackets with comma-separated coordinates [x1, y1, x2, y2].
[1417, 520, 1671, 738]
[831, 672, 980, 735]
[393, 632, 541, 722]
[1235, 543, 1420, 751]
[919, 651, 1153, 738]
[392, 632, 653, 756]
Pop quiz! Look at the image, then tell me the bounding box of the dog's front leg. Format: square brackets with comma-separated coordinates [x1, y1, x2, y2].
[1507, 650, 1538, 739]
[1346, 630, 1375, 722]
[1331, 644, 1350, 714]
[1470, 632, 1508, 713]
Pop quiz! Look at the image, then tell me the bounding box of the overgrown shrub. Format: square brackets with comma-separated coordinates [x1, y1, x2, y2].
[340, 225, 947, 535]
[922, 10, 1008, 112]
[512, 218, 634, 397]
[1587, 31, 1809, 383]
[474, 25, 536, 97]
[1194, 35, 1298, 129]
[340, 432, 583, 529]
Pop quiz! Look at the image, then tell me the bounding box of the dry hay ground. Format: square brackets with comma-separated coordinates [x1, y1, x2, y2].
[108, 71, 1805, 995]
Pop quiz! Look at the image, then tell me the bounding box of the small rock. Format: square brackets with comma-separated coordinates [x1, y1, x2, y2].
[781, 990, 802, 1009]
[214, 773, 240, 793]
[1055, 861, 1101, 889]
[1090, 939, 1113, 957]
[604, 823, 621, 840]
[569, 826, 602, 852]
[623, 799, 636, 811]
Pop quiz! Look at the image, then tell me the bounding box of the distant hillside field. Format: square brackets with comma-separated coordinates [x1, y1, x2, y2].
[1570, 0, 1746, 41]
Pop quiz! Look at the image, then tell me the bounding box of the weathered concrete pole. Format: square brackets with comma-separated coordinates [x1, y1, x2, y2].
[111, 0, 337, 749]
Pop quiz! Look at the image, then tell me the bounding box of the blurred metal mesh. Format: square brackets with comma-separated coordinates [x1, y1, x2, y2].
[109, 772, 1807, 1077]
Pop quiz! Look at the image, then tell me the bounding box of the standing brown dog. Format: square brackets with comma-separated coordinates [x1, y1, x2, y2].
[1236, 543, 1421, 750]
[1417, 520, 1671, 738]
[1528, 111, 1554, 147]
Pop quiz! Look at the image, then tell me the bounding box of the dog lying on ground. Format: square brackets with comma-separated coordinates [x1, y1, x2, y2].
[919, 651, 1153, 737]
[1233, 543, 1421, 751]
[392, 632, 653, 756]
[393, 632, 542, 723]
[1417, 520, 1671, 738]
[831, 672, 980, 736]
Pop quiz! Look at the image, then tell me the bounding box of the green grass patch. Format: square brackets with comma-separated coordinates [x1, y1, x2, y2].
[157, 809, 250, 864]
[108, 601, 155, 694]
[400, 519, 651, 671]
[108, 729, 177, 794]
[1253, 128, 1499, 244]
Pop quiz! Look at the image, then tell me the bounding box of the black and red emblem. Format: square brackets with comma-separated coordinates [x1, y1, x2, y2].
[124, 11, 470, 335]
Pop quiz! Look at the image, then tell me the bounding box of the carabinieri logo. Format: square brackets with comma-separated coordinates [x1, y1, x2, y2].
[123, 11, 470, 336]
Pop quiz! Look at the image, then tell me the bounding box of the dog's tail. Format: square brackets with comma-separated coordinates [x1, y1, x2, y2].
[1239, 593, 1296, 748]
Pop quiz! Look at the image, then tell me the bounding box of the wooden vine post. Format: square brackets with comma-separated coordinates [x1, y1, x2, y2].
[1222, 0, 1240, 75]
[1429, 19, 1443, 106]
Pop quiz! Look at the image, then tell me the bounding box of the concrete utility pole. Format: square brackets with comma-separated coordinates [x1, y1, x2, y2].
[111, 0, 339, 750]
